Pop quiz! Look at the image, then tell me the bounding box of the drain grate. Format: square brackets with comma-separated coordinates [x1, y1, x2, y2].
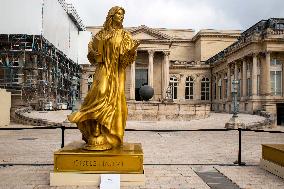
[193, 167, 240, 189]
[18, 138, 38, 141]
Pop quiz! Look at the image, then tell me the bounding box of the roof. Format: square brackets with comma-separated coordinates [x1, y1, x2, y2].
[206, 18, 284, 65]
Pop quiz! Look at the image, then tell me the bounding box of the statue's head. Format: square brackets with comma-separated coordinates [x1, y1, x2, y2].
[103, 6, 125, 30]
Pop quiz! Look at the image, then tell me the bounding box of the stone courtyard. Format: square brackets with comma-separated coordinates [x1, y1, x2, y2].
[0, 111, 284, 188]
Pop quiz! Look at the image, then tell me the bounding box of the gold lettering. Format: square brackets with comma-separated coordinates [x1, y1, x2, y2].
[102, 160, 124, 167]
[74, 160, 79, 166]
[73, 160, 98, 167]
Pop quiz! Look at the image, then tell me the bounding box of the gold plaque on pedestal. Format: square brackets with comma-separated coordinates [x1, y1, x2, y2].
[262, 144, 284, 167]
[54, 141, 143, 174]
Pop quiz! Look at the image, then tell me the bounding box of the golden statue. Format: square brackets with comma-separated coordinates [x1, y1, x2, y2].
[68, 6, 139, 151]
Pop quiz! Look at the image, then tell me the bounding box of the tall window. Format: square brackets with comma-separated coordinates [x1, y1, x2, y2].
[185, 76, 194, 100]
[169, 76, 178, 99]
[271, 59, 281, 66]
[276, 23, 284, 30]
[224, 78, 228, 98]
[236, 79, 241, 97]
[257, 61, 261, 96]
[257, 75, 260, 95]
[270, 59, 282, 96]
[218, 78, 222, 99]
[247, 63, 251, 71]
[213, 77, 216, 100]
[201, 77, 210, 100]
[247, 78, 252, 96]
[271, 71, 282, 96]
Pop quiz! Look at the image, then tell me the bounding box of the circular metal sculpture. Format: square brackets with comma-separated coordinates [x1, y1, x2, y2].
[139, 85, 154, 101]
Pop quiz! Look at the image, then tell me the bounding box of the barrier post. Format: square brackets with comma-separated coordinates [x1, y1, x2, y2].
[61, 126, 65, 148]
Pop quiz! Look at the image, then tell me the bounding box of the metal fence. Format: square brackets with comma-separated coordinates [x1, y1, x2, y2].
[0, 126, 283, 166]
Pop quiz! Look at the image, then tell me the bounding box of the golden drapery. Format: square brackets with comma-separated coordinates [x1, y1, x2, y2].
[68, 28, 138, 150]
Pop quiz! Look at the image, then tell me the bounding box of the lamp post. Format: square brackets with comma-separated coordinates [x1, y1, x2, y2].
[232, 79, 239, 118]
[225, 79, 244, 129]
[230, 79, 246, 165]
[167, 84, 174, 101]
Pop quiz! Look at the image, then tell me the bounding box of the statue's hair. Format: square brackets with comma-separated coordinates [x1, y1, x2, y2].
[103, 6, 125, 31]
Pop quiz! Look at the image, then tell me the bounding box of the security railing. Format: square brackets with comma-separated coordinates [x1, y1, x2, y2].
[0, 126, 283, 166]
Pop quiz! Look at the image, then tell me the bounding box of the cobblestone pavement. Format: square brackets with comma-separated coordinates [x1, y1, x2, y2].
[0, 124, 284, 188]
[1, 112, 284, 188]
[20, 110, 276, 130]
[19, 110, 284, 132]
[21, 110, 72, 125]
[215, 165, 284, 189]
[127, 113, 268, 130]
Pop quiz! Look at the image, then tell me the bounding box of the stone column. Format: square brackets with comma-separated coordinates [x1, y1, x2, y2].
[234, 62, 238, 80]
[242, 59, 247, 97]
[130, 60, 136, 100]
[216, 75, 220, 100]
[81, 71, 88, 100]
[227, 65, 231, 100]
[252, 54, 258, 96]
[283, 60, 284, 97]
[234, 62, 238, 99]
[148, 50, 154, 87]
[222, 72, 226, 100]
[162, 51, 170, 99]
[179, 74, 186, 101]
[265, 52, 271, 96]
[195, 76, 201, 100]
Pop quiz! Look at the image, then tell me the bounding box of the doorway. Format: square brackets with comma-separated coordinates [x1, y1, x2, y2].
[277, 103, 284, 126]
[135, 69, 148, 101]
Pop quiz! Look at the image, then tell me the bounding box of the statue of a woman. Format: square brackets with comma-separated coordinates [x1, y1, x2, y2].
[68, 6, 139, 151]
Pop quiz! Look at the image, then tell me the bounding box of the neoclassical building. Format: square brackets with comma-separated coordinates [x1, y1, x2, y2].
[83, 25, 240, 102]
[81, 18, 284, 124]
[208, 18, 284, 125]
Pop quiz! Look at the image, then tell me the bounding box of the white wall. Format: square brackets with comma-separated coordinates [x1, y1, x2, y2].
[78, 31, 92, 65]
[0, 0, 43, 34]
[69, 21, 79, 62]
[0, 89, 11, 126]
[0, 0, 87, 63]
[42, 0, 79, 62]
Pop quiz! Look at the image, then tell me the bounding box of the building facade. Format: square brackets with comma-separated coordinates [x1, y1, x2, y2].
[85, 26, 240, 103]
[83, 18, 284, 124]
[208, 18, 284, 125]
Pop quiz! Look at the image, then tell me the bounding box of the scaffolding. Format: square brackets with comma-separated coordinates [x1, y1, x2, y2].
[0, 34, 81, 110]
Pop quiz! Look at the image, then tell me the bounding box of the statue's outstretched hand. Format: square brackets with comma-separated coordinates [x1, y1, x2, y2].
[127, 40, 140, 57]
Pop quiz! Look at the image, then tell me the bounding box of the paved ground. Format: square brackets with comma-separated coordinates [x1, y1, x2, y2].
[0, 111, 284, 188]
[22, 110, 272, 129]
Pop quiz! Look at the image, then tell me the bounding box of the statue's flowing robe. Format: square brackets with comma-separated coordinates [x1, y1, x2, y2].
[68, 29, 137, 143]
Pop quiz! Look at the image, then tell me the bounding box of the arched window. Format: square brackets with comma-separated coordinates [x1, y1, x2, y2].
[87, 74, 94, 91]
[185, 76, 194, 100]
[201, 77, 210, 100]
[169, 76, 178, 100]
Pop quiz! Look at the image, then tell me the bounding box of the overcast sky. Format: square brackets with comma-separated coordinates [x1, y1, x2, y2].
[66, 0, 284, 32]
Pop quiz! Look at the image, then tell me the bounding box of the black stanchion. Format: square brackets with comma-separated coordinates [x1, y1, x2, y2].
[235, 128, 246, 166]
[61, 126, 65, 148]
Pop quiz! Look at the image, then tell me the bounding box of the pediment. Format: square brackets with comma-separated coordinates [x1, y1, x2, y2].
[130, 25, 172, 40]
[132, 32, 158, 40]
